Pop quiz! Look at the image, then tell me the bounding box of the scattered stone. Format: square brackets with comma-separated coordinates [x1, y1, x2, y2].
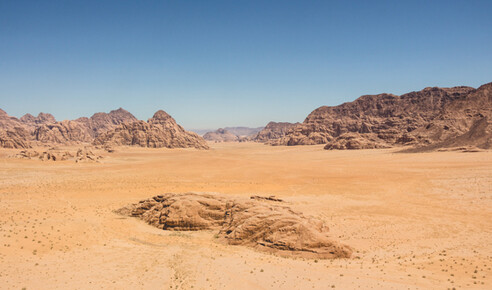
[75, 149, 103, 163]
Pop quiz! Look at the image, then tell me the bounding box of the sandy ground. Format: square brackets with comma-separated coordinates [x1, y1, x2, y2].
[0, 142, 491, 289]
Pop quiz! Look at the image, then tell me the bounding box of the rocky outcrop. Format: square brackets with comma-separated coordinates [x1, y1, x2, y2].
[254, 122, 299, 143]
[118, 193, 352, 259]
[94, 110, 209, 149]
[75, 148, 103, 163]
[203, 128, 239, 142]
[275, 83, 491, 151]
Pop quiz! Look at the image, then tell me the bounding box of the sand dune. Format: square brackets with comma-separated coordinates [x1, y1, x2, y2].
[0, 142, 491, 289]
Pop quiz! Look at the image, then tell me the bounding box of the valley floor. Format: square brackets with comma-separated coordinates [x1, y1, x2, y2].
[0, 143, 491, 289]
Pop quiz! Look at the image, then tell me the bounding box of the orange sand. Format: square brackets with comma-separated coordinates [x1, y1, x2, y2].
[0, 142, 491, 289]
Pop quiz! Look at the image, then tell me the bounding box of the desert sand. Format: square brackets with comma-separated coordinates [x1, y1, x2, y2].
[0, 142, 491, 289]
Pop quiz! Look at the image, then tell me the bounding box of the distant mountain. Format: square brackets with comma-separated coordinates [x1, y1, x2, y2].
[0, 108, 208, 149]
[94, 110, 209, 149]
[203, 128, 239, 142]
[33, 107, 138, 144]
[199, 126, 264, 142]
[223, 127, 263, 137]
[192, 126, 263, 138]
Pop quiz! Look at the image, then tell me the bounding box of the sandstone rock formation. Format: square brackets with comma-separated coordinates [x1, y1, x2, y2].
[118, 193, 352, 259]
[34, 120, 94, 144]
[203, 128, 239, 142]
[254, 122, 299, 143]
[275, 82, 491, 151]
[0, 127, 31, 149]
[0, 110, 32, 148]
[33, 108, 137, 144]
[0, 107, 138, 147]
[0, 107, 207, 149]
[94, 110, 209, 149]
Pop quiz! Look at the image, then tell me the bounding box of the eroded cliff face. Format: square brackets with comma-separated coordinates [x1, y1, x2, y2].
[273, 83, 491, 150]
[93, 110, 209, 149]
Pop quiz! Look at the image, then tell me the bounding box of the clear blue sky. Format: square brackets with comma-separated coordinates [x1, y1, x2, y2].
[1, 0, 491, 129]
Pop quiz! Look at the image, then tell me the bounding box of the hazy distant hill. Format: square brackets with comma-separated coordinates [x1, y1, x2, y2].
[203, 128, 239, 142]
[223, 127, 263, 137]
[193, 126, 264, 139]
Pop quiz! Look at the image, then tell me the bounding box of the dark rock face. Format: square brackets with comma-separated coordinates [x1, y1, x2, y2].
[118, 193, 352, 259]
[275, 83, 491, 150]
[254, 122, 299, 143]
[203, 128, 239, 142]
[94, 110, 209, 149]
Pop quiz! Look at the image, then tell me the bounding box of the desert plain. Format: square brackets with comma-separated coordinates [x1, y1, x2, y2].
[0, 142, 491, 289]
